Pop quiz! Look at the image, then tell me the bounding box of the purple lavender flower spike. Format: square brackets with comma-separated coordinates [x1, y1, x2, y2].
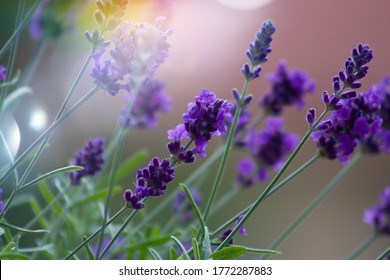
[119, 79, 171, 128]
[236, 157, 257, 187]
[172, 187, 202, 223]
[182, 90, 232, 158]
[0, 65, 7, 82]
[124, 189, 144, 209]
[245, 117, 299, 181]
[242, 20, 275, 81]
[0, 188, 5, 214]
[68, 137, 105, 185]
[135, 157, 174, 198]
[312, 76, 390, 162]
[260, 60, 315, 115]
[364, 186, 390, 235]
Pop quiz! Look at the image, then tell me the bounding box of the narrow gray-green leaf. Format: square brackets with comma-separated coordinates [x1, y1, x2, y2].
[169, 247, 179, 260]
[0, 70, 21, 89]
[179, 183, 205, 231]
[2, 84, 31, 111]
[202, 226, 212, 259]
[208, 246, 247, 260]
[18, 165, 83, 192]
[246, 247, 281, 255]
[192, 238, 200, 260]
[18, 244, 53, 253]
[148, 248, 162, 260]
[171, 236, 190, 260]
[0, 242, 15, 254]
[83, 236, 96, 260]
[0, 221, 48, 234]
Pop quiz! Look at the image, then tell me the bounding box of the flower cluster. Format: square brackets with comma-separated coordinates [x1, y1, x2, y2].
[124, 157, 174, 209]
[118, 79, 171, 129]
[364, 186, 390, 235]
[168, 90, 233, 159]
[68, 137, 105, 185]
[260, 60, 315, 115]
[312, 77, 390, 163]
[172, 187, 202, 223]
[236, 118, 298, 186]
[91, 17, 171, 96]
[242, 20, 276, 81]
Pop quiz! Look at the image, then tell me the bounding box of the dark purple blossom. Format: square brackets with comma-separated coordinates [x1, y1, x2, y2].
[236, 215, 247, 236]
[119, 79, 171, 128]
[312, 78, 390, 163]
[236, 157, 257, 187]
[220, 217, 247, 245]
[260, 60, 315, 115]
[172, 187, 202, 223]
[242, 20, 275, 81]
[0, 188, 5, 214]
[238, 117, 298, 184]
[167, 90, 232, 159]
[364, 186, 390, 235]
[306, 108, 316, 125]
[0, 65, 6, 82]
[68, 137, 105, 185]
[124, 157, 174, 210]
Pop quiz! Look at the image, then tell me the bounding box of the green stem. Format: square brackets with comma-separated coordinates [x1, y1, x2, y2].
[64, 206, 127, 260]
[203, 78, 251, 222]
[262, 152, 363, 259]
[376, 245, 390, 260]
[0, 86, 99, 217]
[211, 154, 320, 239]
[0, 0, 26, 111]
[0, 0, 43, 59]
[98, 203, 144, 260]
[346, 233, 377, 260]
[16, 52, 93, 190]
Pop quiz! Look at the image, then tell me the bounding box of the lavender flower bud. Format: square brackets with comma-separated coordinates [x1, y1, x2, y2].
[316, 119, 333, 131]
[242, 95, 253, 106]
[333, 76, 341, 93]
[232, 88, 241, 103]
[322, 91, 330, 105]
[306, 108, 316, 125]
[340, 90, 357, 100]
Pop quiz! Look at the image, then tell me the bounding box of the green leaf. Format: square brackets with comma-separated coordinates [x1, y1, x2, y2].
[18, 244, 53, 253]
[148, 248, 162, 260]
[2, 84, 31, 112]
[208, 246, 247, 260]
[246, 247, 281, 255]
[0, 242, 15, 254]
[0, 70, 21, 89]
[118, 234, 177, 254]
[169, 247, 179, 260]
[192, 238, 200, 260]
[201, 226, 212, 259]
[83, 236, 96, 260]
[18, 165, 83, 193]
[0, 253, 29, 260]
[179, 183, 205, 231]
[29, 199, 48, 229]
[0, 221, 48, 234]
[171, 236, 190, 260]
[38, 181, 62, 215]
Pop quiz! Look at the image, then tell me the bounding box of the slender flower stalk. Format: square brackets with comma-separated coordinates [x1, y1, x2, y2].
[376, 246, 390, 260]
[346, 233, 377, 260]
[262, 152, 363, 259]
[215, 43, 373, 251]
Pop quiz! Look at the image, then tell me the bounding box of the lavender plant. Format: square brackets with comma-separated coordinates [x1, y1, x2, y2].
[0, 0, 389, 261]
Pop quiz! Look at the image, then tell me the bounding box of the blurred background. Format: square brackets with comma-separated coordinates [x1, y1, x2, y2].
[0, 0, 389, 259]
